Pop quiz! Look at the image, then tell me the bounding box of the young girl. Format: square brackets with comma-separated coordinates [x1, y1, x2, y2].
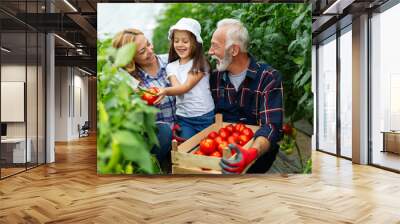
[155, 18, 215, 139]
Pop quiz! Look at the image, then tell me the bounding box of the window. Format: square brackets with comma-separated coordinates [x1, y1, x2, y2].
[317, 35, 337, 154]
[370, 2, 400, 171]
[339, 27, 352, 158]
[0, 1, 47, 179]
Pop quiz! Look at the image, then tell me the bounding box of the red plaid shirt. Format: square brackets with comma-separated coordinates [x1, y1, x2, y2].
[210, 56, 283, 146]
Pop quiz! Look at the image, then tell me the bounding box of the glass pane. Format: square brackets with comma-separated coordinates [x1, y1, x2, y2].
[317, 35, 337, 154]
[371, 3, 400, 171]
[38, 32, 45, 165]
[1, 31, 27, 177]
[312, 45, 317, 151]
[27, 31, 38, 169]
[340, 28, 352, 158]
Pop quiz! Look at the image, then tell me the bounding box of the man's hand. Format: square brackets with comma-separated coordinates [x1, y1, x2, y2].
[250, 136, 271, 156]
[220, 144, 258, 174]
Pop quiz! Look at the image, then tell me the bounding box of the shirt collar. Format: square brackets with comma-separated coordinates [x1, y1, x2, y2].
[246, 55, 259, 80]
[221, 54, 259, 82]
[137, 56, 164, 80]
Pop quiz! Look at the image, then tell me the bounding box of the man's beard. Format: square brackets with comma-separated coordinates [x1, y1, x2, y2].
[211, 48, 232, 72]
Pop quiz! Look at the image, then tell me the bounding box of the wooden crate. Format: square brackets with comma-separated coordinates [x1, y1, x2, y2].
[171, 114, 259, 174]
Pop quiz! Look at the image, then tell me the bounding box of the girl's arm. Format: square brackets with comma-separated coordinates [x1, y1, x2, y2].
[168, 75, 182, 87]
[154, 72, 204, 104]
[165, 72, 204, 95]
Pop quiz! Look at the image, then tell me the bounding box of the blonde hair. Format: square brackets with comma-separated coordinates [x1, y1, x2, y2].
[112, 28, 144, 74]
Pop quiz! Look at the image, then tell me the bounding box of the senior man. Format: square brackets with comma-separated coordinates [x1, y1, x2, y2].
[208, 19, 284, 174]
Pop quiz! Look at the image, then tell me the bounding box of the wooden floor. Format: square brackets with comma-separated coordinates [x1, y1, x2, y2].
[0, 135, 399, 223]
[372, 150, 400, 171]
[1, 167, 26, 178]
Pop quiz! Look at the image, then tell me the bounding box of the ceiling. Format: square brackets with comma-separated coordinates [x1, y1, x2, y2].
[1, 0, 170, 73]
[0, 0, 100, 73]
[6, 0, 393, 71]
[312, 0, 390, 43]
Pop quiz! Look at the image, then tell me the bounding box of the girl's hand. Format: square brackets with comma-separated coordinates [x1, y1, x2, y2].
[154, 88, 168, 105]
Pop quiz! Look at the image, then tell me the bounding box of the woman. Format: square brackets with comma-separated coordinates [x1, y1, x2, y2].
[112, 28, 176, 169]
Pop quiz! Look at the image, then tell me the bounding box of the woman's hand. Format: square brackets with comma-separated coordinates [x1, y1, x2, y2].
[154, 88, 168, 105]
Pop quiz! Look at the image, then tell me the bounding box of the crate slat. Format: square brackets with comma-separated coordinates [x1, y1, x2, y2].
[172, 113, 260, 174]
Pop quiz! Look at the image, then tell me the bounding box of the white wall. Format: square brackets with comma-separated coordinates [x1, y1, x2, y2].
[1, 65, 26, 138]
[55, 66, 69, 141]
[54, 67, 89, 141]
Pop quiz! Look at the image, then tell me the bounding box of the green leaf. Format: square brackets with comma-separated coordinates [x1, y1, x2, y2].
[113, 131, 155, 174]
[298, 92, 308, 105]
[293, 56, 304, 65]
[298, 70, 311, 86]
[114, 43, 136, 67]
[291, 10, 306, 30]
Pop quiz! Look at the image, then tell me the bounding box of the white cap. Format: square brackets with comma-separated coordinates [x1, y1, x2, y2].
[168, 18, 203, 44]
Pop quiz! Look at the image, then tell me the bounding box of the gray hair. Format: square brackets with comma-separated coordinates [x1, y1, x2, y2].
[217, 18, 249, 53]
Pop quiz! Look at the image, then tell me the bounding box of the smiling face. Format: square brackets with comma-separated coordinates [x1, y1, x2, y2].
[133, 34, 156, 67]
[172, 30, 195, 61]
[209, 27, 232, 71]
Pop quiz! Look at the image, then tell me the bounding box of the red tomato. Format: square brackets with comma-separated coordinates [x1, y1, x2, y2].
[282, 123, 293, 136]
[194, 150, 205, 155]
[199, 138, 216, 155]
[238, 134, 250, 146]
[207, 131, 219, 139]
[234, 123, 246, 132]
[214, 136, 224, 145]
[217, 141, 229, 154]
[225, 124, 235, 133]
[210, 151, 222, 158]
[219, 128, 231, 139]
[232, 132, 240, 139]
[241, 127, 254, 138]
[227, 136, 239, 145]
[141, 87, 159, 105]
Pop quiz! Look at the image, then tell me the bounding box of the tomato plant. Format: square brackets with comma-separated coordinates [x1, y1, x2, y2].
[282, 123, 293, 136]
[97, 38, 160, 174]
[153, 3, 312, 125]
